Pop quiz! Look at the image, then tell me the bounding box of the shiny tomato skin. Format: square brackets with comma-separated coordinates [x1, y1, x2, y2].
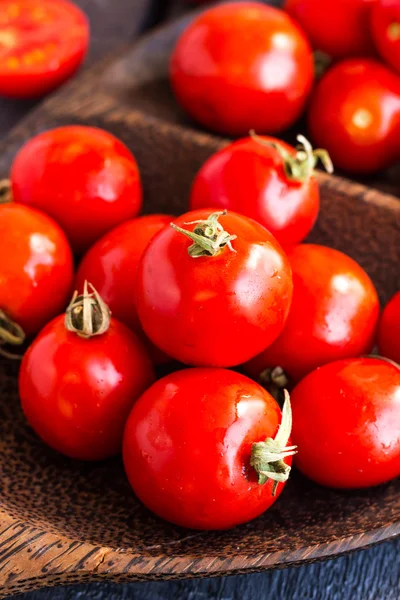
[19, 316, 155, 460]
[11, 126, 142, 254]
[123, 368, 291, 530]
[308, 59, 400, 174]
[291, 358, 400, 488]
[371, 0, 400, 73]
[190, 137, 320, 246]
[170, 2, 314, 136]
[136, 209, 293, 368]
[0, 203, 73, 336]
[245, 244, 380, 383]
[0, 0, 89, 98]
[75, 214, 173, 365]
[285, 0, 377, 59]
[378, 292, 400, 364]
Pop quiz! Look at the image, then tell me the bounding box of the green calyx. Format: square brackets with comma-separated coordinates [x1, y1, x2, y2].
[65, 281, 111, 339]
[170, 210, 237, 258]
[250, 390, 297, 496]
[388, 22, 400, 41]
[0, 309, 26, 359]
[250, 131, 334, 183]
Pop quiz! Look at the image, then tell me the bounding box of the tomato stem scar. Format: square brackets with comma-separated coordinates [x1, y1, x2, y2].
[250, 390, 297, 495]
[170, 210, 237, 258]
[65, 281, 111, 338]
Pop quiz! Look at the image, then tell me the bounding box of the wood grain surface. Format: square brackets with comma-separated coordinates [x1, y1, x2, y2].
[0, 1, 399, 599]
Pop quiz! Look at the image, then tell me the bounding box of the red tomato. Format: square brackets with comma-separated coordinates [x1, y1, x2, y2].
[136, 210, 293, 367]
[170, 2, 314, 136]
[372, 0, 400, 73]
[123, 368, 296, 530]
[0, 0, 89, 98]
[245, 244, 380, 383]
[378, 292, 400, 364]
[75, 214, 173, 364]
[0, 203, 73, 347]
[285, 0, 376, 59]
[11, 126, 142, 254]
[190, 134, 333, 246]
[19, 285, 155, 460]
[308, 59, 400, 174]
[291, 357, 400, 488]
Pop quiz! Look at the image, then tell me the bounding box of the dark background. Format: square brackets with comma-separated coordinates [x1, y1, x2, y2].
[2, 1, 399, 598]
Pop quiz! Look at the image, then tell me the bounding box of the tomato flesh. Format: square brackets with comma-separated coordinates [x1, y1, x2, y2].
[0, 0, 89, 98]
[123, 368, 291, 530]
[291, 358, 400, 488]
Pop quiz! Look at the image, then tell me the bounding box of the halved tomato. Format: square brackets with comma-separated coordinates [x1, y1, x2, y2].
[0, 0, 89, 98]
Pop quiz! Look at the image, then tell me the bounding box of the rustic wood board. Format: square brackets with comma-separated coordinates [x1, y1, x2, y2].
[0, 8, 398, 600]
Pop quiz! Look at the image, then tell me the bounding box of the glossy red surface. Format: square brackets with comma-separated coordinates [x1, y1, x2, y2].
[285, 0, 377, 59]
[378, 291, 400, 364]
[291, 358, 400, 488]
[372, 0, 400, 73]
[0, 203, 73, 336]
[123, 368, 291, 530]
[170, 2, 313, 136]
[245, 244, 380, 383]
[19, 316, 155, 460]
[11, 126, 142, 254]
[0, 0, 89, 98]
[190, 136, 320, 246]
[136, 209, 293, 367]
[308, 59, 400, 174]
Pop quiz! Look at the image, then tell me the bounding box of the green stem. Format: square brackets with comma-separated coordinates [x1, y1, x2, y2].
[250, 390, 297, 495]
[171, 211, 237, 258]
[250, 131, 333, 183]
[65, 281, 111, 339]
[0, 309, 26, 360]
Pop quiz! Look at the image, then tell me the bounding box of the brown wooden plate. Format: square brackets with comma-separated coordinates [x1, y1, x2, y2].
[0, 12, 399, 599]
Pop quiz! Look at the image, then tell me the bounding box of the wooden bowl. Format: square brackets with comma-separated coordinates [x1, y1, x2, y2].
[0, 12, 399, 598]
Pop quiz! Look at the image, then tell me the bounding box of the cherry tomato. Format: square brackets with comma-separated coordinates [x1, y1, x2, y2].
[285, 0, 376, 59]
[170, 2, 314, 136]
[308, 59, 400, 174]
[190, 134, 333, 247]
[0, 0, 89, 98]
[123, 368, 296, 530]
[0, 203, 73, 351]
[11, 126, 142, 254]
[136, 210, 293, 368]
[291, 357, 400, 488]
[372, 0, 400, 73]
[245, 244, 380, 383]
[19, 285, 155, 460]
[378, 292, 400, 364]
[75, 214, 173, 364]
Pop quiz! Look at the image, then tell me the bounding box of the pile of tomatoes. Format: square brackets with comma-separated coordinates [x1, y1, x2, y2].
[0, 0, 399, 532]
[180, 0, 400, 175]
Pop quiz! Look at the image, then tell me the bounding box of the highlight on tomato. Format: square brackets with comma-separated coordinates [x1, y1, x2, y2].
[285, 0, 376, 59]
[170, 2, 314, 136]
[123, 368, 296, 530]
[371, 0, 400, 73]
[0, 202, 73, 358]
[11, 126, 142, 254]
[75, 214, 173, 364]
[0, 0, 89, 98]
[291, 357, 400, 489]
[190, 133, 333, 247]
[136, 209, 293, 368]
[19, 283, 155, 461]
[245, 244, 380, 384]
[308, 59, 400, 174]
[378, 291, 400, 364]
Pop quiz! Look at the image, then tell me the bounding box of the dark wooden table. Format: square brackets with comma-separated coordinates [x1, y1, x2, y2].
[3, 1, 399, 598]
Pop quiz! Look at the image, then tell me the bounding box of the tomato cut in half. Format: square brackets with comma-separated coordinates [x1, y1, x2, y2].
[0, 0, 89, 98]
